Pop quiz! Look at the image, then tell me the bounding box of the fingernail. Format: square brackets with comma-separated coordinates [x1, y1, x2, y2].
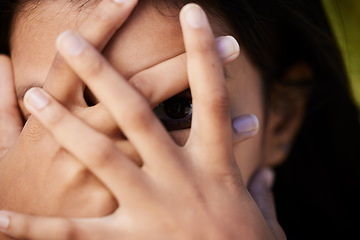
[183, 4, 205, 28]
[113, 0, 128, 3]
[56, 30, 85, 56]
[0, 214, 9, 230]
[233, 114, 259, 134]
[261, 168, 275, 189]
[216, 36, 240, 61]
[25, 88, 50, 110]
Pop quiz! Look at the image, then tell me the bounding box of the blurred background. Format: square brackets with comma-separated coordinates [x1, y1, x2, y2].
[323, 0, 360, 109]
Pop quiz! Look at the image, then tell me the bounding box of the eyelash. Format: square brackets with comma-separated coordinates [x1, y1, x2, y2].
[153, 92, 192, 131]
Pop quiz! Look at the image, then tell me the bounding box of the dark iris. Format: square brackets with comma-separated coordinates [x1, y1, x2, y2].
[153, 90, 192, 131]
[162, 98, 192, 119]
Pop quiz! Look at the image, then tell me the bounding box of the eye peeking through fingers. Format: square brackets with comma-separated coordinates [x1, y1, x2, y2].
[153, 89, 192, 131]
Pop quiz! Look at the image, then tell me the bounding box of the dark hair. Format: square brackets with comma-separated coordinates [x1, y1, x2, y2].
[0, 0, 17, 55]
[1, 0, 360, 239]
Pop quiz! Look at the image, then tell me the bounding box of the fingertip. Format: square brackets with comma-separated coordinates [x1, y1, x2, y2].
[112, 0, 137, 5]
[233, 114, 259, 134]
[56, 30, 85, 57]
[180, 3, 206, 29]
[24, 88, 50, 111]
[259, 168, 275, 189]
[248, 168, 275, 200]
[0, 212, 10, 231]
[0, 211, 16, 239]
[216, 36, 240, 64]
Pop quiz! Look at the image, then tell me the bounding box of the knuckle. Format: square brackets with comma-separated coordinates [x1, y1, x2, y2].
[45, 105, 68, 127]
[86, 138, 117, 169]
[84, 55, 106, 79]
[130, 72, 154, 101]
[94, 7, 114, 24]
[56, 150, 87, 181]
[17, 217, 31, 239]
[192, 37, 215, 55]
[207, 89, 230, 112]
[216, 169, 243, 191]
[93, 7, 117, 28]
[62, 220, 79, 240]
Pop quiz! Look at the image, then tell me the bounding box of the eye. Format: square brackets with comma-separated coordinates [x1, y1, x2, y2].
[153, 90, 192, 131]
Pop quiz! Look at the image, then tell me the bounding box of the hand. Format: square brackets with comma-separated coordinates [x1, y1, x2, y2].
[0, 0, 241, 220]
[0, 4, 281, 239]
[0, 0, 139, 218]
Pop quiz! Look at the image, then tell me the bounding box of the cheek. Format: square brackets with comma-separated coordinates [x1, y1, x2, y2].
[233, 135, 263, 185]
[226, 53, 265, 185]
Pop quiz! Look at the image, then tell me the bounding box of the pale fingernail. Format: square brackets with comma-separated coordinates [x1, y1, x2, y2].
[183, 4, 205, 28]
[0, 214, 9, 230]
[56, 30, 85, 56]
[25, 88, 50, 110]
[216, 36, 240, 61]
[262, 168, 275, 189]
[113, 0, 128, 3]
[233, 114, 259, 134]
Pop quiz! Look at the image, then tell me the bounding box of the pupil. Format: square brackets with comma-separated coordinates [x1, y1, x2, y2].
[164, 98, 192, 119]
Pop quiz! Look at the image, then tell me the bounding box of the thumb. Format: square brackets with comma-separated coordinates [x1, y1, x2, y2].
[248, 168, 286, 240]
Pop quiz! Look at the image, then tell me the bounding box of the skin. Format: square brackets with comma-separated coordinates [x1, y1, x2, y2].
[11, 0, 264, 181]
[0, 0, 308, 238]
[0, 0, 265, 216]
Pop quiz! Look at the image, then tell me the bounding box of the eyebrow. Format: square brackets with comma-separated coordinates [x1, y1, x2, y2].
[17, 83, 44, 100]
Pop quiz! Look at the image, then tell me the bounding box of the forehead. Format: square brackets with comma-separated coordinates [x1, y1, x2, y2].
[11, 0, 231, 79]
[102, 2, 184, 78]
[10, 1, 175, 77]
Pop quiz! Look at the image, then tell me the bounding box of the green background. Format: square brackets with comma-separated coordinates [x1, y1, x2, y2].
[323, 0, 360, 108]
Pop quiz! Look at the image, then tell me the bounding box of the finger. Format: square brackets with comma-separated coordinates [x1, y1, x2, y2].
[85, 53, 189, 138]
[79, 0, 138, 50]
[129, 53, 188, 108]
[44, 0, 138, 104]
[56, 31, 180, 168]
[180, 4, 235, 157]
[24, 88, 145, 200]
[232, 114, 260, 144]
[0, 210, 75, 240]
[129, 35, 240, 108]
[216, 36, 241, 65]
[0, 211, 113, 240]
[86, 35, 240, 137]
[88, 36, 239, 136]
[248, 168, 286, 240]
[0, 55, 23, 157]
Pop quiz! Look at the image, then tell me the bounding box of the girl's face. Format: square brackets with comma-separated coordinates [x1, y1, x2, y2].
[10, 1, 265, 184]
